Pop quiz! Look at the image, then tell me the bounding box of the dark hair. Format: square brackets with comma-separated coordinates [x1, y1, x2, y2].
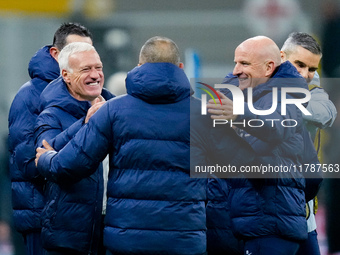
[281, 32, 322, 57]
[52, 22, 93, 50]
[139, 36, 180, 65]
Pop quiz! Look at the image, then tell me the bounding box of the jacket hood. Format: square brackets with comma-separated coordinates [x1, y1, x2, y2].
[28, 45, 60, 82]
[222, 61, 308, 101]
[126, 62, 191, 104]
[40, 76, 114, 119]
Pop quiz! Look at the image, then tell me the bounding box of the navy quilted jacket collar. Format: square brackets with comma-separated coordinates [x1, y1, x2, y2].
[252, 61, 308, 101]
[40, 76, 91, 119]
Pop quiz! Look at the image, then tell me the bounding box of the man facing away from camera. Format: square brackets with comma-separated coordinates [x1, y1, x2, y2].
[35, 36, 208, 255]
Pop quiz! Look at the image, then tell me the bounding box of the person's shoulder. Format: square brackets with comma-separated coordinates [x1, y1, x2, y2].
[272, 61, 308, 90]
[276, 61, 303, 78]
[309, 72, 320, 87]
[107, 93, 130, 105]
[11, 80, 37, 108]
[90, 94, 131, 122]
[9, 80, 42, 124]
[222, 72, 238, 84]
[41, 77, 64, 98]
[105, 94, 146, 117]
[15, 80, 33, 95]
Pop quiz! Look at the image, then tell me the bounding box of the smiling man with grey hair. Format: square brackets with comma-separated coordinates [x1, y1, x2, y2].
[34, 42, 114, 255]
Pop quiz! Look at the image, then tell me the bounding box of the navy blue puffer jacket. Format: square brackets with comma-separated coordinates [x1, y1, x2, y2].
[8, 46, 59, 233]
[37, 63, 206, 254]
[225, 61, 309, 241]
[34, 77, 114, 253]
[190, 94, 255, 254]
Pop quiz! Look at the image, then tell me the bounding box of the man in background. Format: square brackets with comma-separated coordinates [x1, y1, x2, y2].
[281, 31, 337, 255]
[8, 22, 92, 255]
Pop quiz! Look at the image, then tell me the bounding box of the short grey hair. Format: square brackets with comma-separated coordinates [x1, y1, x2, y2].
[139, 36, 180, 65]
[58, 42, 96, 74]
[281, 32, 322, 58]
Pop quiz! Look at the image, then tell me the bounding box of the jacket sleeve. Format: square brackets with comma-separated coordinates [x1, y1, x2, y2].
[35, 109, 85, 151]
[304, 87, 337, 128]
[9, 88, 41, 181]
[37, 103, 112, 183]
[13, 138, 39, 180]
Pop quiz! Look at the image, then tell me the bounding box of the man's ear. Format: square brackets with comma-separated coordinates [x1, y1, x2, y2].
[280, 50, 286, 62]
[61, 69, 70, 83]
[265, 61, 275, 77]
[50, 47, 60, 62]
[178, 62, 184, 69]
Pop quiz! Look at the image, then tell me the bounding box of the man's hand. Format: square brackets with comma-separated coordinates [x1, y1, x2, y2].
[207, 91, 237, 120]
[35, 140, 55, 167]
[85, 97, 105, 123]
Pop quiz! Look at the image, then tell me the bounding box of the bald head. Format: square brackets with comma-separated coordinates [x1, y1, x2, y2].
[233, 36, 281, 89]
[238, 36, 281, 66]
